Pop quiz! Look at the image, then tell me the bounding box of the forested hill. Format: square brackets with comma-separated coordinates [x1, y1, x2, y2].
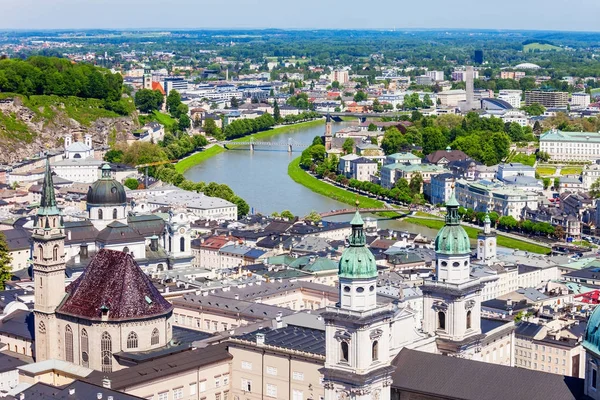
[0, 57, 136, 163]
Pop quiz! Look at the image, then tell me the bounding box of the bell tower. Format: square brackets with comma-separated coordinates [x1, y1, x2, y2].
[477, 211, 497, 265]
[33, 159, 66, 361]
[321, 206, 395, 400]
[323, 113, 333, 151]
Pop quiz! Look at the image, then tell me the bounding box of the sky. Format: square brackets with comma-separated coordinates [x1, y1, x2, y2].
[3, 0, 600, 31]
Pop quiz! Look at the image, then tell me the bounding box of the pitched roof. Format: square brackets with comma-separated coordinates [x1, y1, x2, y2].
[392, 348, 584, 400]
[2, 228, 31, 251]
[0, 309, 34, 340]
[17, 380, 144, 400]
[58, 249, 172, 321]
[152, 81, 166, 95]
[235, 325, 326, 355]
[425, 149, 470, 164]
[96, 221, 145, 245]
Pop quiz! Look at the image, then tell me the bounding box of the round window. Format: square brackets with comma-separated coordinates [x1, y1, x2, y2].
[453, 262, 460, 267]
[82, 352, 89, 362]
[344, 286, 351, 292]
[369, 286, 375, 292]
[441, 261, 447, 267]
[356, 287, 365, 293]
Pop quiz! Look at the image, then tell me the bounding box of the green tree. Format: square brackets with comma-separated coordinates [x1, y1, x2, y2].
[554, 177, 560, 190]
[203, 118, 223, 140]
[522, 103, 545, 116]
[178, 114, 191, 132]
[353, 91, 367, 102]
[281, 210, 294, 220]
[273, 100, 281, 122]
[542, 177, 551, 190]
[166, 90, 182, 115]
[421, 127, 448, 155]
[124, 178, 140, 190]
[367, 123, 378, 132]
[134, 89, 164, 113]
[342, 138, 354, 154]
[0, 233, 11, 290]
[230, 96, 239, 108]
[590, 177, 600, 198]
[381, 127, 407, 155]
[305, 210, 322, 224]
[104, 149, 124, 163]
[331, 81, 340, 89]
[409, 172, 423, 194]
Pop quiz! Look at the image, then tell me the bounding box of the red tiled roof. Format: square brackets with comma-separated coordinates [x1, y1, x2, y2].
[152, 82, 165, 95]
[58, 249, 172, 321]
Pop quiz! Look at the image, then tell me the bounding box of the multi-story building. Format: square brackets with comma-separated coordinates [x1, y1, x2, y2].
[329, 69, 349, 84]
[525, 90, 568, 108]
[437, 89, 467, 106]
[501, 110, 529, 127]
[583, 163, 600, 189]
[349, 157, 378, 182]
[425, 70, 444, 81]
[539, 129, 600, 162]
[415, 75, 434, 86]
[571, 92, 591, 109]
[429, 173, 457, 205]
[498, 89, 523, 108]
[452, 69, 479, 81]
[163, 77, 189, 95]
[454, 179, 539, 219]
[385, 152, 422, 166]
[500, 71, 526, 80]
[381, 163, 448, 189]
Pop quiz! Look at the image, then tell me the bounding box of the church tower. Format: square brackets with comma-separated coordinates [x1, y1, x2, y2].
[33, 159, 66, 361]
[323, 113, 333, 151]
[477, 211, 497, 265]
[321, 207, 395, 400]
[422, 188, 483, 355]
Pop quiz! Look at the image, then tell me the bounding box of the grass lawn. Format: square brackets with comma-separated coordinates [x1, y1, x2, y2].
[288, 157, 386, 209]
[524, 43, 562, 52]
[414, 211, 442, 219]
[175, 146, 225, 173]
[536, 166, 556, 176]
[404, 217, 550, 254]
[561, 167, 582, 175]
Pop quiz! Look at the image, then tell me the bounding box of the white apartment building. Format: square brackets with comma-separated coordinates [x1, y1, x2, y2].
[349, 157, 378, 182]
[582, 164, 600, 189]
[501, 110, 529, 127]
[539, 129, 600, 162]
[498, 90, 523, 108]
[437, 90, 466, 107]
[571, 92, 591, 109]
[425, 70, 444, 81]
[454, 179, 539, 219]
[330, 69, 349, 84]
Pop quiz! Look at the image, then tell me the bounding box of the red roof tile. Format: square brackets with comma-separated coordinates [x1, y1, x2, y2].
[152, 82, 165, 95]
[58, 249, 172, 321]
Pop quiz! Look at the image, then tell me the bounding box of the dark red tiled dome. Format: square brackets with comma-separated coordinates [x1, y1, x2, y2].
[58, 249, 172, 321]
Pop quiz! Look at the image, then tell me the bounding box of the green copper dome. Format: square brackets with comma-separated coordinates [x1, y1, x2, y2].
[339, 210, 377, 279]
[435, 190, 471, 255]
[584, 306, 600, 355]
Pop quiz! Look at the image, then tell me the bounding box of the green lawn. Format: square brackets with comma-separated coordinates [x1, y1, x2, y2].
[414, 211, 441, 219]
[175, 146, 225, 173]
[536, 166, 556, 176]
[288, 157, 386, 209]
[524, 43, 562, 52]
[561, 167, 582, 175]
[404, 217, 550, 254]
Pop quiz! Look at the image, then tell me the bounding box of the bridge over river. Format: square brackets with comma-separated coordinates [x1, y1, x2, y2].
[222, 137, 311, 152]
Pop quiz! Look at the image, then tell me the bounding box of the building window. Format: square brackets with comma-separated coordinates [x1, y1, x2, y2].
[199, 380, 206, 392]
[173, 388, 183, 400]
[266, 384, 277, 398]
[101, 331, 112, 373]
[372, 340, 379, 362]
[241, 361, 252, 370]
[293, 371, 304, 381]
[81, 329, 89, 368]
[98, 209, 103, 220]
[438, 311, 446, 330]
[38, 245, 43, 261]
[127, 331, 138, 349]
[53, 245, 59, 261]
[266, 366, 277, 376]
[466, 310, 472, 329]
[293, 390, 304, 400]
[189, 383, 196, 395]
[215, 376, 221, 387]
[340, 341, 349, 363]
[113, 208, 118, 220]
[593, 368, 598, 390]
[157, 392, 168, 400]
[180, 237, 185, 252]
[223, 374, 229, 385]
[241, 379, 252, 392]
[151, 328, 160, 345]
[65, 325, 74, 362]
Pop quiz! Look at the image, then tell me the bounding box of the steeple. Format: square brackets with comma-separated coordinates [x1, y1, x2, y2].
[444, 185, 461, 226]
[38, 158, 59, 216]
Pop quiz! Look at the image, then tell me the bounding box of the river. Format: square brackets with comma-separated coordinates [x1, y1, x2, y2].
[183, 120, 445, 238]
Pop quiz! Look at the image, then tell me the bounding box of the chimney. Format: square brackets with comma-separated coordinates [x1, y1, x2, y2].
[256, 333, 265, 346]
[97, 394, 103, 400]
[234, 294, 239, 300]
[102, 378, 111, 389]
[67, 230, 72, 241]
[69, 388, 75, 395]
[275, 312, 283, 328]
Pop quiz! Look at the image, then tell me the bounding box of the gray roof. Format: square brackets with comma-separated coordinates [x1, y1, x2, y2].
[0, 310, 34, 340]
[18, 380, 144, 400]
[2, 228, 31, 251]
[96, 221, 145, 245]
[174, 293, 294, 320]
[0, 351, 32, 373]
[391, 348, 584, 400]
[235, 325, 325, 355]
[65, 220, 99, 245]
[515, 321, 545, 338]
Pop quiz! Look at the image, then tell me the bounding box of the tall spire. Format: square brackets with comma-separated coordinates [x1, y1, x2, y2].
[444, 183, 460, 226]
[38, 158, 59, 216]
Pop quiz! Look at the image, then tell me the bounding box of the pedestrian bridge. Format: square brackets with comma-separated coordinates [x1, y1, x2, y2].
[223, 139, 310, 153]
[319, 208, 404, 218]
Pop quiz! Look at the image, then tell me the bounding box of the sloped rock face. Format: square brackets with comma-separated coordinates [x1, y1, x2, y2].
[0, 97, 137, 163]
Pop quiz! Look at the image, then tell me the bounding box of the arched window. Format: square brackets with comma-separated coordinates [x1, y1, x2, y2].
[98, 209, 103, 220]
[438, 311, 446, 330]
[37, 245, 43, 261]
[466, 310, 472, 330]
[65, 325, 74, 362]
[340, 341, 349, 363]
[53, 245, 59, 261]
[151, 328, 160, 345]
[38, 321, 46, 334]
[372, 340, 379, 362]
[180, 237, 185, 252]
[127, 331, 138, 349]
[81, 329, 89, 368]
[101, 331, 112, 373]
[113, 208, 118, 220]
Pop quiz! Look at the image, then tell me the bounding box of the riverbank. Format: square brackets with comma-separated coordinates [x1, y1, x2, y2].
[288, 157, 389, 210]
[175, 119, 326, 173]
[404, 217, 551, 254]
[175, 145, 225, 173]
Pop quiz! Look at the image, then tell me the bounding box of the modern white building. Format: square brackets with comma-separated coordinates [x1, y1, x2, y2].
[437, 90, 467, 107]
[498, 90, 523, 109]
[425, 70, 444, 82]
[571, 92, 591, 109]
[539, 129, 600, 161]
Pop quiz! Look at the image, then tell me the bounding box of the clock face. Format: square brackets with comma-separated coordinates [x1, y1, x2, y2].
[479, 240, 484, 246]
[179, 228, 185, 234]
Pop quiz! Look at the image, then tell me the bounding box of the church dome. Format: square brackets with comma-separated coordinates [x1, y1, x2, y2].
[87, 164, 127, 206]
[339, 210, 377, 279]
[584, 306, 600, 355]
[434, 189, 471, 255]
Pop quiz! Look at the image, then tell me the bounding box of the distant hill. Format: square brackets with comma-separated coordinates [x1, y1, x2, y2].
[523, 41, 562, 52]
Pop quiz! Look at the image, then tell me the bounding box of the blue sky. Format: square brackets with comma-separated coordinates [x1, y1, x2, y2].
[3, 0, 600, 31]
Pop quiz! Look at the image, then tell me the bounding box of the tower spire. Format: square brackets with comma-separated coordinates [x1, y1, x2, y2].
[38, 158, 59, 216]
[444, 183, 460, 226]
